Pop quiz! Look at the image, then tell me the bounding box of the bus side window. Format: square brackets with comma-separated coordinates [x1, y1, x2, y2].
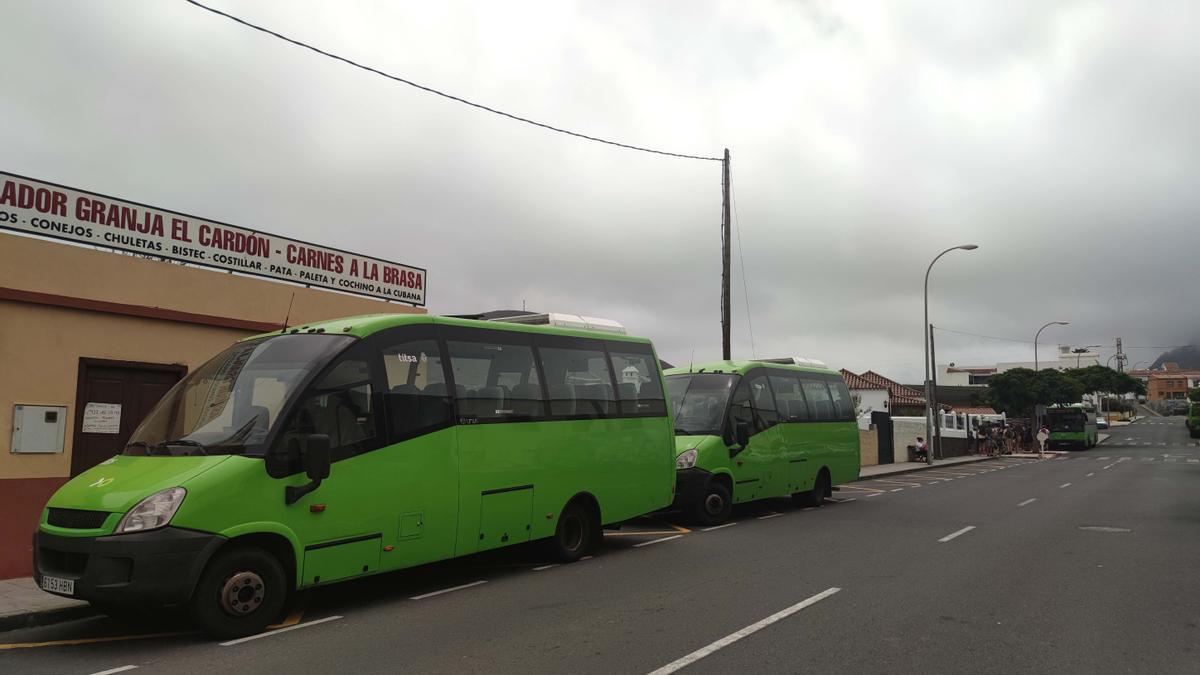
[381, 338, 453, 440]
[448, 339, 545, 421]
[800, 379, 835, 421]
[828, 380, 855, 421]
[275, 343, 382, 469]
[538, 344, 617, 418]
[608, 347, 666, 416]
[769, 373, 809, 422]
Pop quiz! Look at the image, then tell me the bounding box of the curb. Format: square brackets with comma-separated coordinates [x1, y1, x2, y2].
[853, 454, 997, 482]
[0, 604, 94, 634]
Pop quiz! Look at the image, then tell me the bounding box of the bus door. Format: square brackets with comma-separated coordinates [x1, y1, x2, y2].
[727, 372, 783, 502]
[769, 373, 814, 495]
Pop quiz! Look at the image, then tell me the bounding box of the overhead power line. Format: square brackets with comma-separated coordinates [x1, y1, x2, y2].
[729, 165, 755, 359]
[184, 0, 723, 162]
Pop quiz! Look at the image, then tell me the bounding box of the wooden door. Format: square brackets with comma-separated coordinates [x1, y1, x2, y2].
[71, 359, 186, 476]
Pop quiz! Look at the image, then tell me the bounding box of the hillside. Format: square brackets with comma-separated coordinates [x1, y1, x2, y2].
[1151, 345, 1200, 370]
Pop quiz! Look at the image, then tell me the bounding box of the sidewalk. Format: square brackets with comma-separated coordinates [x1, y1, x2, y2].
[0, 576, 90, 633]
[857, 453, 994, 480]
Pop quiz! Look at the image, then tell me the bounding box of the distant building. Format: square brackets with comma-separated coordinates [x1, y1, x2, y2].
[938, 345, 1102, 386]
[840, 369, 928, 420]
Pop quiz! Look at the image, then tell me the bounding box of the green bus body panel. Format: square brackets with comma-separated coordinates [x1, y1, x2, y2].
[677, 421, 859, 504]
[44, 455, 232, 529]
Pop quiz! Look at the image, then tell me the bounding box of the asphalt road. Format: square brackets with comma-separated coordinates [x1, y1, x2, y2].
[3, 416, 1198, 674]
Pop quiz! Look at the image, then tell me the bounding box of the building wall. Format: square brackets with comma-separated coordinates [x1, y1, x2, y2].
[853, 389, 889, 430]
[858, 429, 879, 467]
[0, 234, 424, 578]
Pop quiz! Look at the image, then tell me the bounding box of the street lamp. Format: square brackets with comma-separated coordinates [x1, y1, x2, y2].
[1033, 321, 1069, 371]
[924, 244, 978, 462]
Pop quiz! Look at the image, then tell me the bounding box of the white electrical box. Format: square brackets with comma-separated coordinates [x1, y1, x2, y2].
[11, 405, 68, 454]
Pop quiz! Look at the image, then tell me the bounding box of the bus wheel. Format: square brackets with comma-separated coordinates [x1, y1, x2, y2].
[549, 500, 598, 563]
[190, 546, 288, 639]
[793, 470, 829, 508]
[693, 479, 732, 526]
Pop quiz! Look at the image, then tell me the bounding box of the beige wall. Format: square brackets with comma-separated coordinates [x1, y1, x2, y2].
[858, 429, 878, 467]
[1, 234, 424, 480]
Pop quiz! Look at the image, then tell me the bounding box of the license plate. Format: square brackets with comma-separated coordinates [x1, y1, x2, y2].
[40, 575, 75, 595]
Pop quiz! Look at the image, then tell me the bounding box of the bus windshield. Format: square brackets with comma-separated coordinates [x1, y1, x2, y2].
[125, 334, 354, 457]
[667, 373, 737, 436]
[1047, 411, 1086, 432]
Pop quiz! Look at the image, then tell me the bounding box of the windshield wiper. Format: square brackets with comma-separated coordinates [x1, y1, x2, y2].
[155, 439, 208, 455]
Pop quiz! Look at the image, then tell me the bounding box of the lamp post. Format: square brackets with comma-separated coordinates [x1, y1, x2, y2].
[1033, 321, 1069, 371]
[924, 244, 978, 462]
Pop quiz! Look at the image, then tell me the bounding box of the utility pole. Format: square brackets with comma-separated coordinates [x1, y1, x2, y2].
[930, 323, 941, 461]
[721, 148, 732, 361]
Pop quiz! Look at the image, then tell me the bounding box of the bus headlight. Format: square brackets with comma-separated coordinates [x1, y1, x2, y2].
[676, 448, 698, 470]
[115, 487, 186, 534]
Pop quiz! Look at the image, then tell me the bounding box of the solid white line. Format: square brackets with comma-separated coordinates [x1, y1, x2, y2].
[938, 526, 976, 543]
[758, 512, 785, 519]
[1060, 483, 1071, 488]
[647, 588, 841, 675]
[533, 564, 559, 571]
[634, 534, 683, 548]
[1017, 498, 1037, 507]
[410, 580, 487, 600]
[702, 522, 737, 532]
[220, 615, 344, 646]
[89, 667, 138, 675]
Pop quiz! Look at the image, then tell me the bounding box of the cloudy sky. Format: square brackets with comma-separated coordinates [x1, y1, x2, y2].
[3, 1, 1198, 381]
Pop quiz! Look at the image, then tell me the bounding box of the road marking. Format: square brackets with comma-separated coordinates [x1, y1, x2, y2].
[1086, 472, 1095, 477]
[938, 526, 976, 543]
[647, 587, 841, 675]
[0, 631, 193, 650]
[872, 478, 922, 487]
[1017, 498, 1037, 507]
[533, 564, 559, 571]
[1189, 459, 1199, 464]
[1103, 464, 1114, 470]
[758, 511, 785, 519]
[866, 492, 883, 497]
[840, 484, 885, 492]
[840, 497, 857, 502]
[702, 522, 737, 531]
[1079, 526, 1131, 533]
[800, 507, 815, 511]
[220, 615, 344, 646]
[89, 667, 137, 675]
[607, 529, 685, 537]
[889, 488, 904, 492]
[410, 580, 488, 600]
[634, 534, 684, 547]
[1060, 483, 1072, 488]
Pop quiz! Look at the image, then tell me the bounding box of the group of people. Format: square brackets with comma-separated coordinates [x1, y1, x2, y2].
[909, 420, 1036, 463]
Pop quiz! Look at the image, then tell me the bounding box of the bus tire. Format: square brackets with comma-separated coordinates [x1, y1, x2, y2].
[693, 478, 732, 526]
[190, 545, 288, 640]
[549, 500, 599, 563]
[794, 470, 829, 508]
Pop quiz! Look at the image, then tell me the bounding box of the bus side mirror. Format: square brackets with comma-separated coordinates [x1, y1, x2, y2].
[285, 434, 330, 505]
[729, 422, 751, 456]
[304, 434, 331, 481]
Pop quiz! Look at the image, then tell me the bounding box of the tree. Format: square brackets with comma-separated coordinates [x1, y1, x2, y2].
[1189, 387, 1200, 403]
[1062, 365, 1145, 396]
[985, 368, 1085, 416]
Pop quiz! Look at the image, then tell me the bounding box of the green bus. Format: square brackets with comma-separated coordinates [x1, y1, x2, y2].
[34, 314, 674, 638]
[1045, 405, 1099, 449]
[664, 360, 860, 525]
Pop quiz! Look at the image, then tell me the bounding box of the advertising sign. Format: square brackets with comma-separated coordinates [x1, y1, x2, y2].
[0, 172, 426, 306]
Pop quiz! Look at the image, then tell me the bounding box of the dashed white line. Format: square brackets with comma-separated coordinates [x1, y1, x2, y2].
[1017, 498, 1037, 507]
[647, 588, 842, 674]
[702, 522, 737, 532]
[220, 615, 344, 646]
[634, 534, 683, 548]
[532, 564, 559, 571]
[410, 581, 487, 600]
[89, 667, 138, 675]
[938, 526, 976, 543]
[866, 492, 883, 498]
[1060, 483, 1072, 488]
[890, 488, 904, 492]
[1086, 472, 1095, 477]
[758, 512, 785, 519]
